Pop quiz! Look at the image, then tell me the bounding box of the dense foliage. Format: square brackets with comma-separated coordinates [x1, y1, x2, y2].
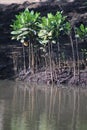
[11, 8, 87, 79]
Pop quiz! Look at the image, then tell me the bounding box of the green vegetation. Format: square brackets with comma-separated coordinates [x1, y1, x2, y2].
[11, 8, 87, 82]
[11, 9, 41, 73]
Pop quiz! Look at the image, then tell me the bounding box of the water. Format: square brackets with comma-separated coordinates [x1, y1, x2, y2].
[0, 80, 87, 130]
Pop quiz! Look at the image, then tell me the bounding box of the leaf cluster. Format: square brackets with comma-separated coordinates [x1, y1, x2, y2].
[11, 8, 40, 43]
[11, 9, 87, 49]
[38, 11, 71, 45]
[75, 24, 87, 39]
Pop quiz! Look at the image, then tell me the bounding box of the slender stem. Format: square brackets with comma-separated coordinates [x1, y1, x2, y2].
[35, 53, 38, 72]
[69, 34, 76, 80]
[49, 42, 53, 84]
[75, 37, 80, 81]
[28, 40, 31, 69]
[57, 41, 61, 69]
[44, 53, 48, 78]
[74, 27, 80, 81]
[31, 42, 34, 74]
[22, 43, 26, 73]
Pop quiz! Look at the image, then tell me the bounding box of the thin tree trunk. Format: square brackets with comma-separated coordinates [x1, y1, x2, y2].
[22, 43, 26, 73]
[31, 43, 34, 74]
[35, 53, 38, 72]
[48, 42, 53, 85]
[44, 54, 48, 78]
[74, 27, 80, 81]
[57, 41, 61, 69]
[75, 37, 80, 81]
[69, 34, 76, 80]
[28, 40, 31, 69]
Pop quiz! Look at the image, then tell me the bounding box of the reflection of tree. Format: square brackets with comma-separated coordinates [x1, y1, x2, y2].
[71, 90, 78, 130]
[45, 87, 58, 120]
[71, 89, 80, 130]
[39, 113, 48, 130]
[52, 87, 58, 116]
[49, 87, 53, 118]
[78, 89, 87, 130]
[11, 116, 27, 130]
[57, 88, 61, 125]
[39, 112, 56, 130]
[3, 83, 87, 130]
[11, 85, 46, 130]
[0, 101, 5, 130]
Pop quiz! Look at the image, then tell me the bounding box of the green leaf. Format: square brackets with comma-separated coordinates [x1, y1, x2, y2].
[11, 30, 22, 35]
[80, 24, 85, 32]
[20, 27, 28, 31]
[18, 31, 29, 37]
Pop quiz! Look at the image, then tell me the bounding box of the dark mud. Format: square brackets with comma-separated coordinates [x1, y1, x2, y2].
[17, 67, 87, 87]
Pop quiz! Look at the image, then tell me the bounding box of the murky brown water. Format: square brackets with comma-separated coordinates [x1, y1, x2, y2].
[0, 80, 87, 130]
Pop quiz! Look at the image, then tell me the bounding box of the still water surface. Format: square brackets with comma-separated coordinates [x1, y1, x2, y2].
[0, 80, 87, 130]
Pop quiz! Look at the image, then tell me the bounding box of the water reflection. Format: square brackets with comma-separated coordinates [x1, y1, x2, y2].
[0, 81, 87, 130]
